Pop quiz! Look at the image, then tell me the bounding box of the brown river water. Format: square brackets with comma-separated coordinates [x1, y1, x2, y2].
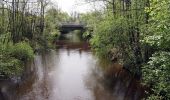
[0, 33, 145, 100]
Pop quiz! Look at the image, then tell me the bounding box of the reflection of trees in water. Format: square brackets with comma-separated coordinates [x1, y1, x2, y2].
[39, 50, 62, 100]
[17, 50, 61, 100]
[85, 59, 145, 100]
[59, 31, 83, 43]
[56, 40, 90, 52]
[103, 63, 144, 100]
[0, 79, 18, 100]
[16, 58, 39, 98]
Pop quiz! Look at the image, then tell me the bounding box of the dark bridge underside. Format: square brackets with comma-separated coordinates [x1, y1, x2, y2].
[59, 24, 86, 34]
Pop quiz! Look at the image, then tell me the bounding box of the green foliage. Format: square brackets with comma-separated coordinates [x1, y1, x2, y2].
[82, 1, 169, 99]
[0, 2, 65, 78]
[142, 52, 170, 100]
[89, 14, 135, 63]
[10, 42, 34, 61]
[0, 42, 34, 77]
[143, 0, 170, 50]
[82, 0, 146, 65]
[80, 11, 104, 39]
[44, 8, 70, 42]
[141, 0, 170, 99]
[145, 95, 163, 100]
[80, 11, 103, 28]
[0, 56, 23, 77]
[90, 16, 128, 58]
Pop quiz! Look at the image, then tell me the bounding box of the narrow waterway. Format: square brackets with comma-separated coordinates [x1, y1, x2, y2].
[1, 33, 144, 100]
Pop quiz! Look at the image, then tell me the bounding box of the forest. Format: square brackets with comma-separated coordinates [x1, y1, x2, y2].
[0, 0, 170, 100]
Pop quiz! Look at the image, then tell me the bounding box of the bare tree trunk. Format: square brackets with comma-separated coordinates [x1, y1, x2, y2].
[12, 0, 16, 43]
[2, 3, 5, 29]
[144, 0, 150, 62]
[112, 0, 115, 14]
[40, 0, 45, 34]
[145, 0, 150, 24]
[133, 0, 142, 79]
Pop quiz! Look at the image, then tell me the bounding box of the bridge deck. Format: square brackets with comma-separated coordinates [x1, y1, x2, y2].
[59, 23, 86, 33]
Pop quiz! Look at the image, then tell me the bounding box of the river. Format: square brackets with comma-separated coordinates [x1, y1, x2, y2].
[0, 33, 144, 100]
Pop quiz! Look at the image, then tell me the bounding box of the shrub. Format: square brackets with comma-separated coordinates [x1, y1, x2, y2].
[90, 16, 130, 60]
[0, 57, 23, 77]
[10, 42, 34, 61]
[142, 52, 170, 100]
[0, 42, 21, 77]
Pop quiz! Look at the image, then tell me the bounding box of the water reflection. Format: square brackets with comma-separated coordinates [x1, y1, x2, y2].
[15, 40, 144, 100]
[0, 33, 144, 100]
[17, 45, 95, 100]
[85, 61, 145, 100]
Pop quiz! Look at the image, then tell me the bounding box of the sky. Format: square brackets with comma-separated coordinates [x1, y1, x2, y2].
[50, 0, 104, 14]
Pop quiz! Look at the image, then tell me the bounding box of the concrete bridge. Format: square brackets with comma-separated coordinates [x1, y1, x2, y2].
[59, 23, 86, 34]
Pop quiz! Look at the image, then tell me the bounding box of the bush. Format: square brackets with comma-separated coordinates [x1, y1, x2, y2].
[142, 52, 170, 100]
[10, 42, 34, 61]
[90, 16, 130, 60]
[0, 57, 23, 77]
[0, 42, 34, 77]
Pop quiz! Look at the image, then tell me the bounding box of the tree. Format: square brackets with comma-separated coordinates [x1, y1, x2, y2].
[142, 0, 170, 99]
[0, 0, 50, 78]
[44, 7, 69, 42]
[83, 0, 147, 77]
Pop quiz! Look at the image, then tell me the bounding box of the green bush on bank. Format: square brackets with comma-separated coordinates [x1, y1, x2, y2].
[0, 42, 34, 77]
[10, 42, 34, 61]
[141, 0, 170, 99]
[142, 52, 170, 100]
[47, 31, 60, 42]
[90, 16, 130, 61]
[0, 57, 22, 77]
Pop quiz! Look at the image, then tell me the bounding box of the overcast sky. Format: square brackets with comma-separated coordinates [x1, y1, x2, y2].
[50, 0, 104, 14]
